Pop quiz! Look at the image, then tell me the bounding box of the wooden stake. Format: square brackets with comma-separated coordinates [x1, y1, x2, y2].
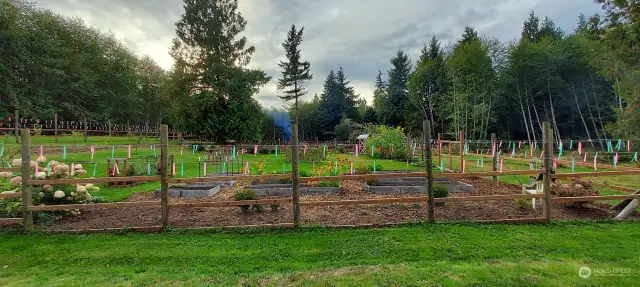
[54, 113, 58, 143]
[108, 119, 112, 137]
[21, 129, 33, 230]
[459, 131, 464, 171]
[491, 133, 497, 181]
[437, 133, 441, 164]
[424, 120, 434, 223]
[542, 122, 552, 221]
[448, 142, 452, 169]
[160, 125, 169, 230]
[84, 117, 88, 142]
[14, 110, 19, 143]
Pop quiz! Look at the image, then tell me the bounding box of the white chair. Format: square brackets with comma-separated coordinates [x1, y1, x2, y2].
[522, 180, 543, 209]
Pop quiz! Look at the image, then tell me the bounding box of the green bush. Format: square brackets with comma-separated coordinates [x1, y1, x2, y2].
[433, 184, 448, 206]
[515, 198, 531, 210]
[355, 164, 373, 175]
[317, 181, 340, 187]
[258, 147, 271, 154]
[337, 145, 346, 154]
[234, 189, 257, 212]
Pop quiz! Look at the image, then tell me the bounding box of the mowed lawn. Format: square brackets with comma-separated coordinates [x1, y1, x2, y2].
[1, 221, 639, 286]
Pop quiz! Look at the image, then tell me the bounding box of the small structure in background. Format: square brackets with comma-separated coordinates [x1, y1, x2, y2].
[356, 134, 369, 154]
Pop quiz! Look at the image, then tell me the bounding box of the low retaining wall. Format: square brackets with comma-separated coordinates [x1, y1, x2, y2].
[155, 186, 221, 198]
[245, 184, 341, 196]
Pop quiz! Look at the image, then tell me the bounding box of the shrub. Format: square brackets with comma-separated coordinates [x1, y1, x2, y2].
[515, 198, 531, 210]
[286, 146, 324, 162]
[234, 188, 257, 212]
[433, 184, 448, 206]
[355, 164, 373, 175]
[270, 204, 281, 211]
[337, 145, 346, 154]
[258, 147, 271, 154]
[298, 170, 313, 177]
[317, 181, 340, 187]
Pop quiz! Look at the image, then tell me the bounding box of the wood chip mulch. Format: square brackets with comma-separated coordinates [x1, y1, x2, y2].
[37, 177, 637, 231]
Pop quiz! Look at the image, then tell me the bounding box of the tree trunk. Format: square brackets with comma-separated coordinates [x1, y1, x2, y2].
[517, 83, 532, 146]
[292, 92, 301, 227]
[546, 78, 561, 145]
[582, 82, 601, 149]
[591, 74, 608, 147]
[572, 84, 592, 144]
[525, 91, 537, 145]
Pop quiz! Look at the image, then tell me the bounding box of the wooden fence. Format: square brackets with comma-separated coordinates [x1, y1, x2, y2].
[4, 122, 640, 232]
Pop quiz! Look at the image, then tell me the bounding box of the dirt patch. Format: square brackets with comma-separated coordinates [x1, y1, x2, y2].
[35, 177, 637, 231]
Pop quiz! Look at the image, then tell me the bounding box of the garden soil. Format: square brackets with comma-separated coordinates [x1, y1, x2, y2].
[33, 177, 637, 231]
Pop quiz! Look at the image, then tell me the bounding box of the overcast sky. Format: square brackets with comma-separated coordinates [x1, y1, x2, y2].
[35, 0, 600, 108]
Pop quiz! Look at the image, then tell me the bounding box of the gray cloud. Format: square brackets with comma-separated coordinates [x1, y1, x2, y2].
[35, 0, 600, 108]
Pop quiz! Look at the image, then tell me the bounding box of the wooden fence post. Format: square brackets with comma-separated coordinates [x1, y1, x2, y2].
[160, 125, 169, 230]
[108, 119, 112, 137]
[15, 110, 19, 143]
[21, 129, 33, 230]
[84, 118, 88, 142]
[491, 133, 497, 182]
[291, 123, 301, 228]
[54, 113, 58, 143]
[459, 131, 464, 171]
[424, 120, 434, 223]
[542, 122, 552, 221]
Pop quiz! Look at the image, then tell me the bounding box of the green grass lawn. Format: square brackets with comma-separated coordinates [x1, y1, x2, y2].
[1, 221, 638, 286]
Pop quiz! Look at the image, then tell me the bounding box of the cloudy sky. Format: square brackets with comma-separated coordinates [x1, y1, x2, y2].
[35, 0, 600, 108]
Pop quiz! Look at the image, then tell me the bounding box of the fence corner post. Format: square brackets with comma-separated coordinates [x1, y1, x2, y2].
[21, 129, 33, 230]
[542, 122, 552, 222]
[160, 125, 169, 230]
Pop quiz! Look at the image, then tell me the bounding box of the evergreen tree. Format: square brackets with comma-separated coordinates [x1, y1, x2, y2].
[335, 67, 359, 120]
[458, 26, 479, 46]
[538, 16, 564, 40]
[372, 69, 386, 122]
[277, 24, 311, 226]
[317, 70, 341, 137]
[170, 0, 269, 142]
[382, 50, 412, 127]
[522, 11, 540, 42]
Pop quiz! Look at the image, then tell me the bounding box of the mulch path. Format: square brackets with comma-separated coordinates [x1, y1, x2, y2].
[35, 177, 636, 231]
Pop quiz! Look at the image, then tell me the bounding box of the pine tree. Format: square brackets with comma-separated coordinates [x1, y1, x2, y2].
[382, 50, 412, 127]
[373, 69, 386, 122]
[170, 0, 269, 142]
[317, 70, 341, 137]
[458, 26, 479, 46]
[277, 24, 311, 227]
[335, 67, 359, 120]
[538, 16, 564, 40]
[522, 11, 540, 42]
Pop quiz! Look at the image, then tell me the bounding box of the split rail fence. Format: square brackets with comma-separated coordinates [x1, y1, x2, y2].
[3, 121, 640, 232]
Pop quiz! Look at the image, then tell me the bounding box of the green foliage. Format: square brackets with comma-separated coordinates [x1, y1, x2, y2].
[515, 198, 532, 210]
[433, 183, 449, 206]
[170, 0, 270, 142]
[317, 67, 359, 139]
[365, 125, 405, 159]
[316, 181, 340, 187]
[234, 188, 258, 212]
[432, 184, 449, 198]
[0, 1, 169, 124]
[381, 50, 412, 126]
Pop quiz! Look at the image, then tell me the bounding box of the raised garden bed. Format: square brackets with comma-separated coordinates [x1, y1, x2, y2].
[365, 171, 474, 194]
[245, 183, 341, 196]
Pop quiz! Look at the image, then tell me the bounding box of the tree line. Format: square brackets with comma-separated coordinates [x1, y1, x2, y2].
[1, 0, 637, 144]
